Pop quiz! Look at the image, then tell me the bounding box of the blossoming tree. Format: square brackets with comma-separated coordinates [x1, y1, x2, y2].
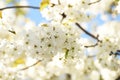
[0, 0, 120, 80]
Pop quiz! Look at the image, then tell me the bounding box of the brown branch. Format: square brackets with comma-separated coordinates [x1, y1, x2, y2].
[110, 50, 120, 57]
[75, 23, 100, 41]
[8, 30, 16, 34]
[88, 0, 101, 5]
[58, 0, 61, 5]
[115, 76, 120, 80]
[19, 60, 41, 71]
[75, 23, 102, 47]
[60, 12, 67, 22]
[0, 6, 39, 11]
[0, 0, 101, 11]
[85, 41, 98, 48]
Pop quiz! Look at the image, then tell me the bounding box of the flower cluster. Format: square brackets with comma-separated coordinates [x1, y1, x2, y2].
[41, 0, 93, 23]
[0, 0, 120, 80]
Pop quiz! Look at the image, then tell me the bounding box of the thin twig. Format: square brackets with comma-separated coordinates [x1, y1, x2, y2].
[88, 0, 101, 5]
[87, 55, 96, 58]
[60, 12, 67, 22]
[85, 41, 98, 48]
[0, 6, 39, 11]
[19, 60, 41, 71]
[8, 30, 16, 34]
[0, 0, 101, 11]
[75, 23, 102, 47]
[58, 0, 61, 5]
[75, 23, 100, 41]
[110, 50, 120, 57]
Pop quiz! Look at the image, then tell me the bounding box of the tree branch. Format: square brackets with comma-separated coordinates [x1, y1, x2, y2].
[88, 0, 101, 5]
[110, 50, 120, 57]
[84, 41, 98, 48]
[0, 0, 101, 11]
[0, 6, 39, 11]
[18, 60, 41, 71]
[75, 23, 102, 47]
[75, 23, 100, 41]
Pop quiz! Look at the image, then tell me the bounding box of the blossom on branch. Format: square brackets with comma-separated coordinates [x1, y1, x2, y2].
[0, 0, 120, 80]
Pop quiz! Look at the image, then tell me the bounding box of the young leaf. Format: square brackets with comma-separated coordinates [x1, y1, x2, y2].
[0, 11, 2, 18]
[12, 57, 25, 67]
[40, 0, 50, 11]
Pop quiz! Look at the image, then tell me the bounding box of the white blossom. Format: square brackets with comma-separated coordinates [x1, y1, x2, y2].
[0, 0, 120, 80]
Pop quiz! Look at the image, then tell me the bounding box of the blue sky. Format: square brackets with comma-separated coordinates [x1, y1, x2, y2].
[26, 0, 46, 25]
